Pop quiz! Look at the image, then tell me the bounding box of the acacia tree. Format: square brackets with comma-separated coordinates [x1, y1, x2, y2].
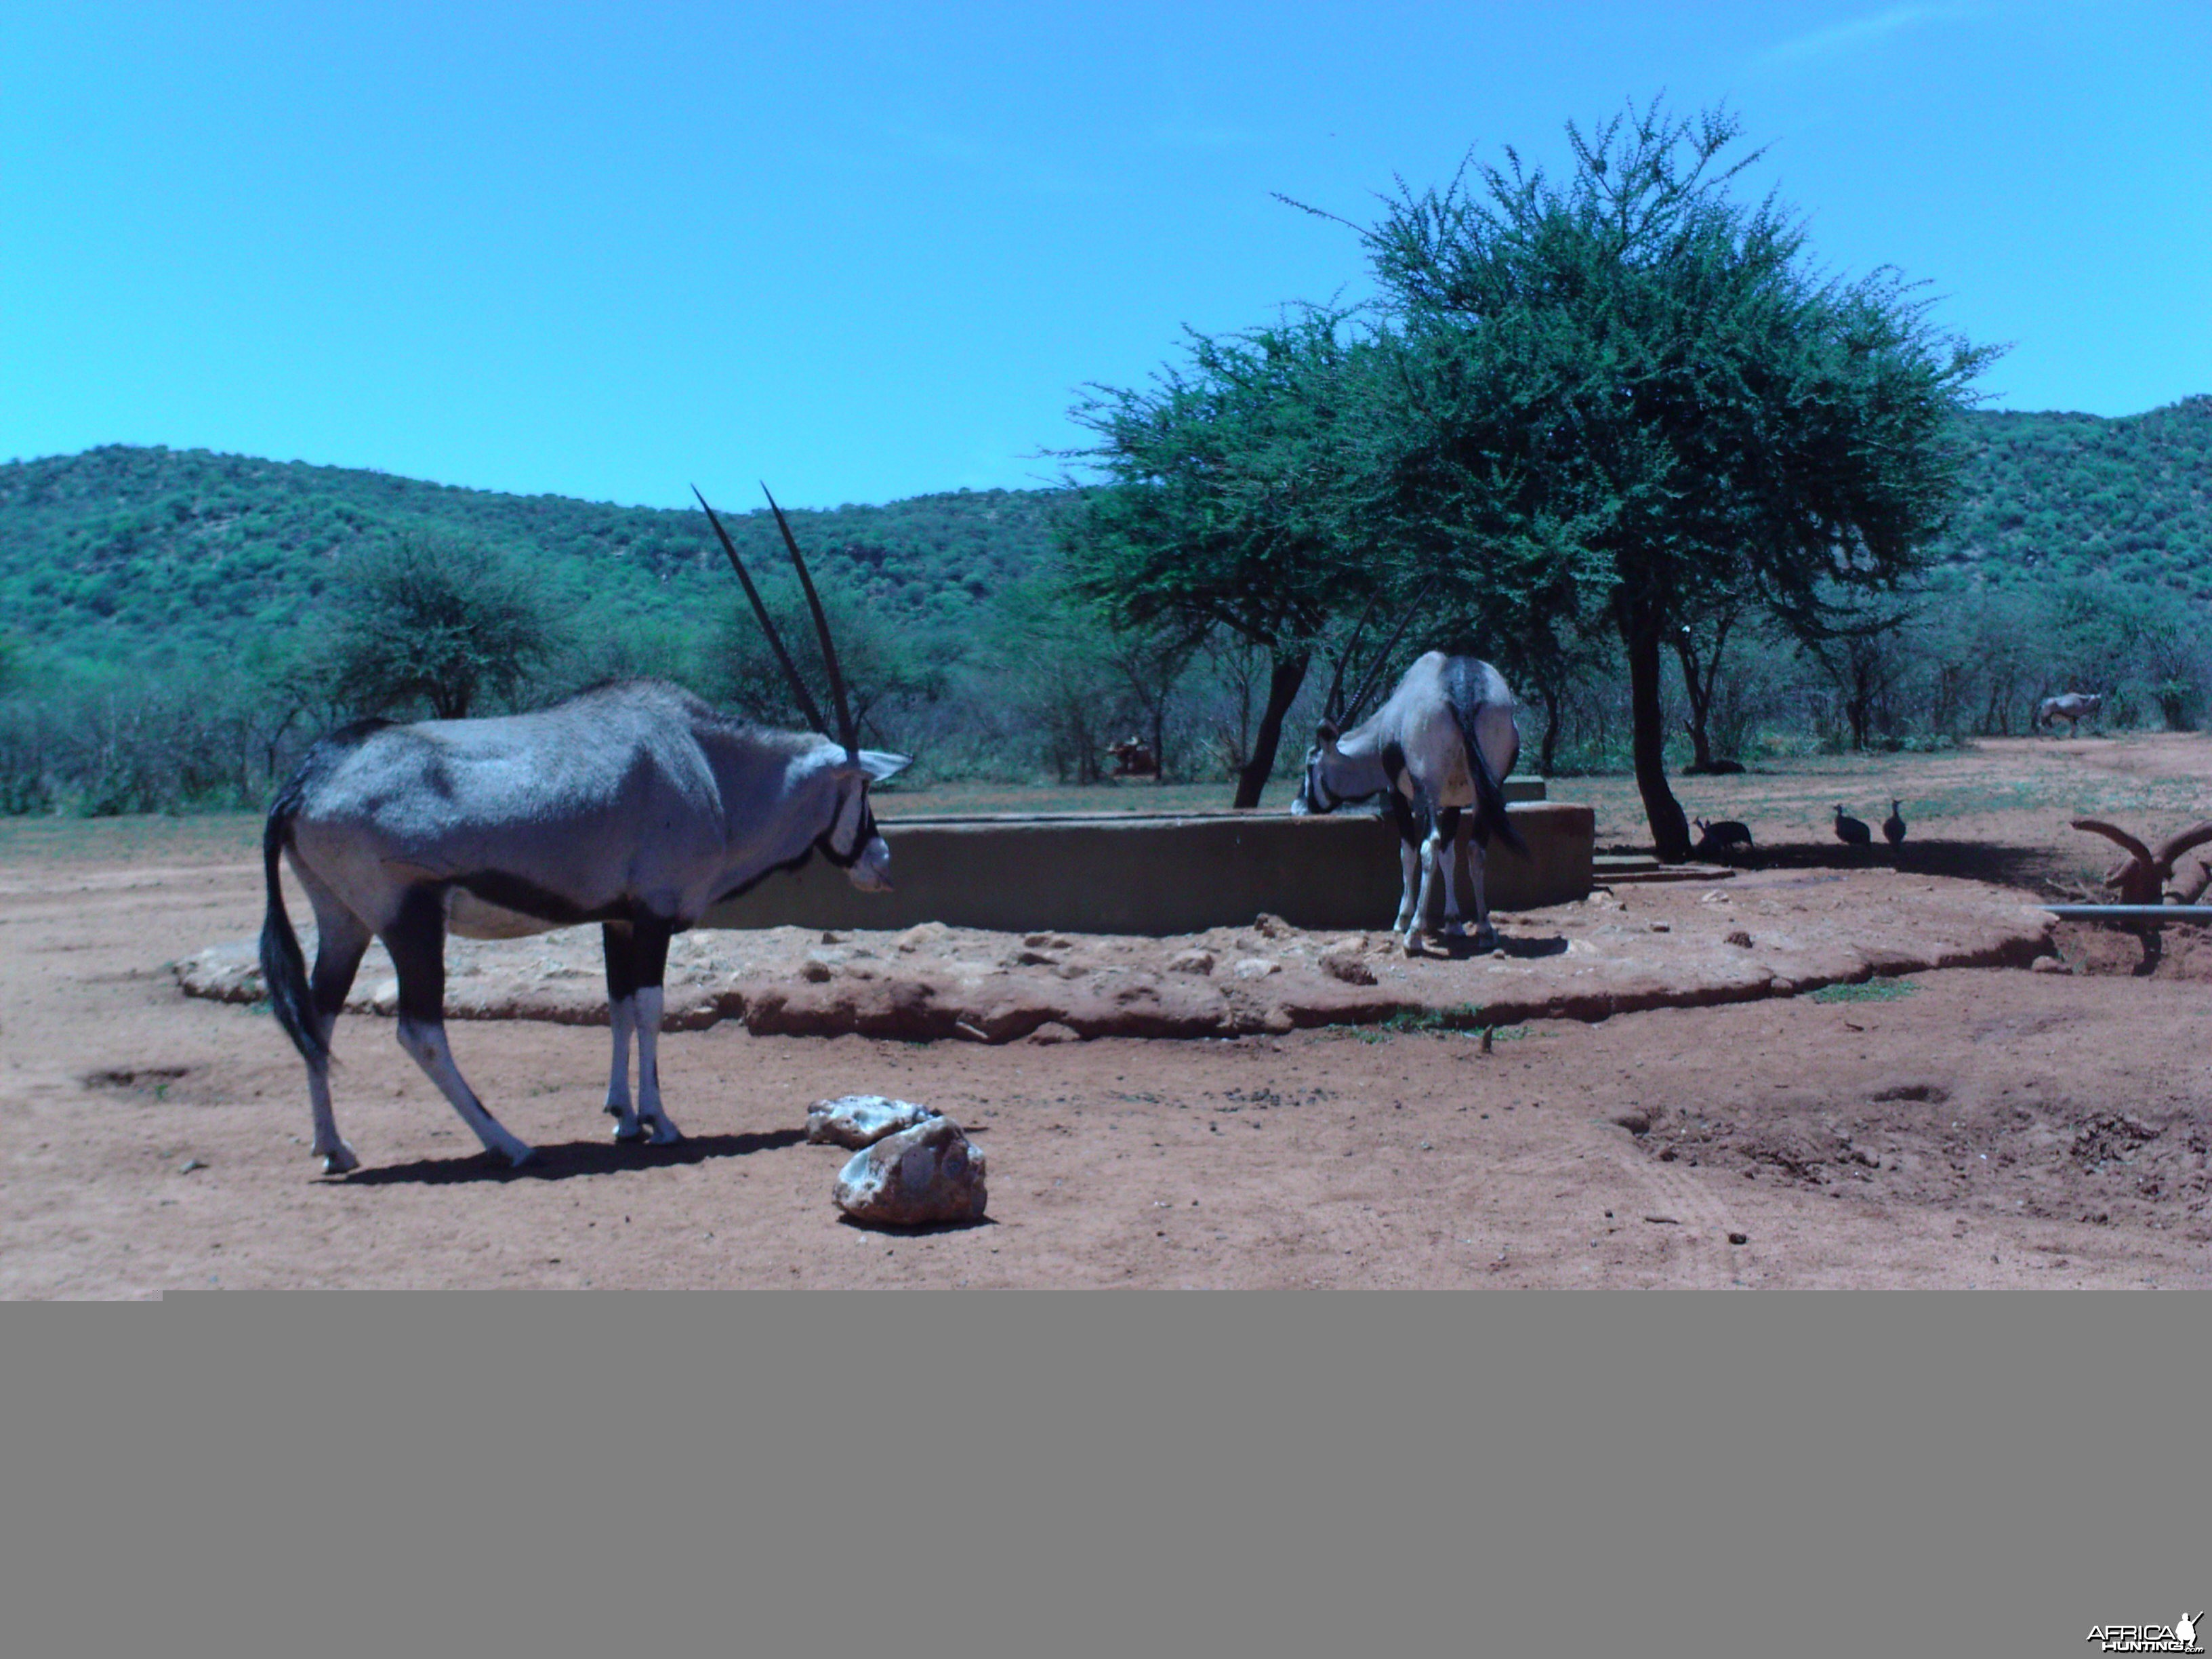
[1059, 310, 1395, 807]
[323, 534, 558, 721]
[1353, 100, 1994, 858]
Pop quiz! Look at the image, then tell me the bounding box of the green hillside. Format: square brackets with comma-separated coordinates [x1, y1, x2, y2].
[1, 396, 2207, 680]
[0, 445, 1069, 675]
[1935, 396, 2212, 595]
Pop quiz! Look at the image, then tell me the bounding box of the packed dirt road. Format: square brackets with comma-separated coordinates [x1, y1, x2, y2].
[3, 735, 2208, 1293]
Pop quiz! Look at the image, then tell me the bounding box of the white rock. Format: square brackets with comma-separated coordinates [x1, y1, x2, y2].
[833, 1118, 987, 1226]
[805, 1094, 940, 1149]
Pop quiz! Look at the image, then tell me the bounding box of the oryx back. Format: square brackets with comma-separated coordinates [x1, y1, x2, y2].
[286, 683, 724, 937]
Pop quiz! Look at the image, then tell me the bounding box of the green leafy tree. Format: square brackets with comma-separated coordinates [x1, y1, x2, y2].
[322, 535, 559, 720]
[1351, 100, 1996, 857]
[1059, 310, 1395, 807]
[702, 571, 942, 752]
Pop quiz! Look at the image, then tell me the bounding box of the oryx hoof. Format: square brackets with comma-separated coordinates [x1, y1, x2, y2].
[1472, 926, 1501, 955]
[643, 1120, 684, 1147]
[1401, 932, 1425, 957]
[318, 1141, 359, 1176]
[609, 1115, 644, 1143]
[506, 1144, 539, 1169]
[1439, 919, 1467, 940]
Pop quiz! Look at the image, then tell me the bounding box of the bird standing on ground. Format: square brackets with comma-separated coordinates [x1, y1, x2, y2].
[1883, 799, 1906, 847]
[1835, 805, 1872, 848]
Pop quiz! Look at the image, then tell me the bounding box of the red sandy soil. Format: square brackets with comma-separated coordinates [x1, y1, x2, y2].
[3, 734, 2209, 1293]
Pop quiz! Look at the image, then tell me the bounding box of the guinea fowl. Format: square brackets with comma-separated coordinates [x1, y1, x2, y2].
[1693, 817, 1753, 857]
[1883, 800, 1906, 846]
[1834, 805, 1872, 848]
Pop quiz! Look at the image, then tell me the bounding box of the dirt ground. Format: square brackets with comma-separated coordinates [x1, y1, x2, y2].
[3, 733, 2209, 1294]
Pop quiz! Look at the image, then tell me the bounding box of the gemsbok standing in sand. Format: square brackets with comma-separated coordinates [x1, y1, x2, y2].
[260, 487, 907, 1173]
[1292, 609, 1523, 954]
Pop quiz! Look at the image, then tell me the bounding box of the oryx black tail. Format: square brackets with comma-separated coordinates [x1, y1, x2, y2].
[260, 771, 325, 1069]
[1443, 658, 1525, 855]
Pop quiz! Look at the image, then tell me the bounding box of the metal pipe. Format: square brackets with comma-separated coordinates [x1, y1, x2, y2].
[2042, 905, 2212, 921]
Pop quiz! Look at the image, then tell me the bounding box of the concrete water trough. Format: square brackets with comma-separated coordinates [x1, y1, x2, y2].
[703, 779, 1594, 937]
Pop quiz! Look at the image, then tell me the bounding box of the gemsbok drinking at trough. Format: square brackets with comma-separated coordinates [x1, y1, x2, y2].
[259, 487, 909, 1173]
[1291, 610, 1523, 954]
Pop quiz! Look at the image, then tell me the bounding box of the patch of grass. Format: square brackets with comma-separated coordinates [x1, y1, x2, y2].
[1351, 1006, 1528, 1043]
[1380, 1003, 1490, 1033]
[1808, 977, 1919, 1004]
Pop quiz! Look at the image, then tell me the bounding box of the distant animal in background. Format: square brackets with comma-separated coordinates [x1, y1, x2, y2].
[1106, 737, 1159, 779]
[1883, 800, 1907, 847]
[1692, 817, 1753, 859]
[2036, 691, 2104, 733]
[1834, 805, 1872, 848]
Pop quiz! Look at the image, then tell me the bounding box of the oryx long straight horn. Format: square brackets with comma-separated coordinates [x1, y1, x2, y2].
[693, 485, 830, 739]
[1321, 590, 1385, 726]
[1339, 580, 1436, 728]
[761, 483, 857, 754]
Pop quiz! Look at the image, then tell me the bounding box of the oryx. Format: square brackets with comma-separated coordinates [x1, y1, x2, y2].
[259, 487, 907, 1173]
[2037, 691, 2104, 733]
[1292, 614, 1523, 953]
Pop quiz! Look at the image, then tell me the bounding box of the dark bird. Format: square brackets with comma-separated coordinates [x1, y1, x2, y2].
[1883, 799, 1906, 846]
[1834, 805, 1872, 848]
[1693, 817, 1753, 857]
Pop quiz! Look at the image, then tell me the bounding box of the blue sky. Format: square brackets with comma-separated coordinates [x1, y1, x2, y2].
[3, 2, 2207, 509]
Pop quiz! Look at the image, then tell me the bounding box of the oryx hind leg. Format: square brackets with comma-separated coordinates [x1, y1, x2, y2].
[384, 886, 535, 1168]
[1465, 828, 1498, 954]
[300, 876, 371, 1175]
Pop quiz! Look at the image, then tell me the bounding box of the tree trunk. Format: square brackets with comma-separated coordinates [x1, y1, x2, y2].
[1233, 653, 1309, 808]
[1674, 611, 1735, 771]
[1539, 687, 1563, 778]
[1622, 604, 1692, 861]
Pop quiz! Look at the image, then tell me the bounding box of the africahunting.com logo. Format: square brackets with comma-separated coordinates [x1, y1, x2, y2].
[2087, 1614, 2204, 1654]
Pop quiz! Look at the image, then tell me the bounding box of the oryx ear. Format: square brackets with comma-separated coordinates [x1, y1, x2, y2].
[856, 750, 912, 782]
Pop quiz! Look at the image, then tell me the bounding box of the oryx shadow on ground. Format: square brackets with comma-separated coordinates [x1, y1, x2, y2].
[1422, 932, 1569, 962]
[835, 1213, 998, 1237]
[335, 1127, 806, 1186]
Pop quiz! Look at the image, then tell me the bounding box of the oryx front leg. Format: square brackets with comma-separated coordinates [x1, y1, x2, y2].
[632, 987, 679, 1144]
[1433, 806, 1467, 941]
[387, 889, 535, 1168]
[600, 922, 642, 1142]
[1412, 825, 1450, 947]
[1387, 790, 1423, 951]
[623, 919, 682, 1145]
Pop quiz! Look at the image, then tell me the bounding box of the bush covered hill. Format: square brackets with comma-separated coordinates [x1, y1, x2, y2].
[1, 396, 2207, 675]
[1932, 396, 2212, 594]
[0, 445, 1066, 676]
